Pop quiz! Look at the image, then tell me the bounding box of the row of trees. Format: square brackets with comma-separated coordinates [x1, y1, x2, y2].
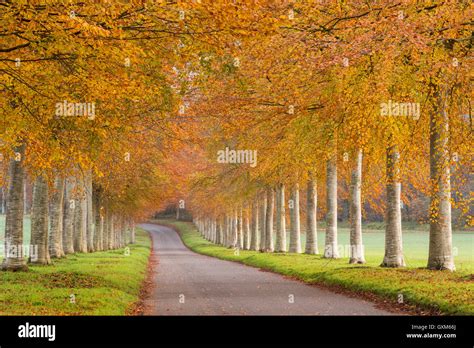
[175, 0, 472, 272]
[2, 157, 136, 270]
[1, 1, 219, 270]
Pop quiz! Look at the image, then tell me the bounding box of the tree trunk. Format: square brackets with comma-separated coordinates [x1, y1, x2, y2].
[109, 214, 115, 249]
[73, 175, 88, 253]
[221, 215, 226, 246]
[104, 208, 111, 250]
[232, 209, 238, 248]
[93, 188, 103, 251]
[130, 222, 136, 244]
[218, 218, 224, 245]
[259, 192, 267, 251]
[250, 198, 259, 250]
[265, 187, 274, 252]
[212, 218, 217, 243]
[0, 187, 6, 214]
[306, 176, 318, 254]
[428, 87, 455, 271]
[118, 217, 124, 247]
[2, 145, 28, 271]
[243, 205, 251, 250]
[86, 171, 94, 252]
[237, 207, 243, 249]
[289, 184, 302, 253]
[349, 150, 365, 263]
[29, 175, 50, 264]
[62, 177, 75, 254]
[49, 176, 65, 258]
[275, 184, 287, 252]
[381, 145, 405, 267]
[80, 179, 88, 252]
[324, 157, 339, 258]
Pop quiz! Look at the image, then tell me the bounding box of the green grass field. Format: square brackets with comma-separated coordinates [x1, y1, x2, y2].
[0, 226, 151, 315]
[157, 219, 474, 315]
[304, 226, 473, 272]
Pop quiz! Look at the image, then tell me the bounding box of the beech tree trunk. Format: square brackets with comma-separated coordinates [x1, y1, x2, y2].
[237, 207, 243, 249]
[305, 176, 318, 254]
[275, 184, 287, 252]
[62, 177, 75, 254]
[349, 150, 365, 264]
[250, 198, 259, 251]
[265, 187, 274, 252]
[49, 176, 65, 258]
[231, 209, 238, 248]
[109, 214, 115, 249]
[289, 184, 302, 253]
[428, 86, 455, 271]
[324, 157, 339, 258]
[86, 171, 94, 252]
[2, 145, 28, 271]
[93, 188, 103, 251]
[259, 192, 267, 251]
[73, 175, 88, 253]
[221, 215, 227, 246]
[243, 205, 251, 250]
[130, 223, 136, 244]
[30, 175, 50, 264]
[381, 145, 405, 267]
[104, 208, 112, 250]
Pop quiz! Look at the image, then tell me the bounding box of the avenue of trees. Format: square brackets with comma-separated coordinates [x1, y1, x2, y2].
[179, 0, 472, 271]
[1, 1, 472, 272]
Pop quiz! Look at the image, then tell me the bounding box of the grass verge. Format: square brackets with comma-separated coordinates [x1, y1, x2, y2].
[155, 219, 474, 316]
[0, 228, 151, 315]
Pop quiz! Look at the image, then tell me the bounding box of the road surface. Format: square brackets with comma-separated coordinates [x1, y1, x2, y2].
[141, 223, 392, 315]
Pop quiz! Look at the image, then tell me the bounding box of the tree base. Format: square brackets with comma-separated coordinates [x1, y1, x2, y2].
[380, 261, 405, 268]
[427, 261, 455, 271]
[349, 258, 366, 264]
[1, 263, 29, 272]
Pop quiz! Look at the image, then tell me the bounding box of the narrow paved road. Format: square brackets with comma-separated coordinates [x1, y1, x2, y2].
[141, 223, 392, 315]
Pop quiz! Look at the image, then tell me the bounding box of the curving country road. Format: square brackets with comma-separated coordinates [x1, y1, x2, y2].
[140, 223, 392, 315]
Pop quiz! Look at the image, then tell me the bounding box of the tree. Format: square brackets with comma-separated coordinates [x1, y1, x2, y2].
[275, 184, 287, 252]
[264, 187, 274, 252]
[349, 150, 365, 264]
[1, 145, 28, 271]
[49, 176, 65, 258]
[427, 85, 455, 270]
[289, 184, 301, 254]
[381, 145, 405, 267]
[29, 174, 50, 265]
[324, 156, 339, 259]
[305, 176, 318, 255]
